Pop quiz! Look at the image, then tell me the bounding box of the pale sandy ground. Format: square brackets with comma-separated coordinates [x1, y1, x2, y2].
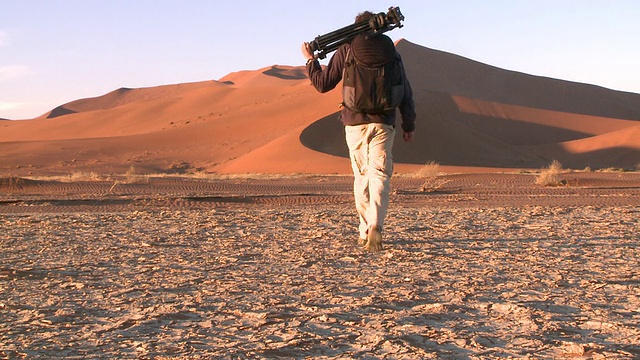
[1, 173, 639, 359]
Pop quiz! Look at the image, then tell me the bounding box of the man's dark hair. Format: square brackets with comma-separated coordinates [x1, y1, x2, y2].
[355, 11, 374, 23]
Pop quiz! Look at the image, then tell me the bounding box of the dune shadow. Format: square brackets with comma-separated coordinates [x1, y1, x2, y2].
[47, 106, 77, 119]
[536, 146, 640, 169]
[300, 93, 639, 169]
[300, 112, 350, 158]
[262, 66, 308, 80]
[398, 42, 640, 122]
[454, 113, 593, 146]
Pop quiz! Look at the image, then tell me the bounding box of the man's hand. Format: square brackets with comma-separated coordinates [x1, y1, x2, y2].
[403, 131, 414, 142]
[301, 42, 314, 61]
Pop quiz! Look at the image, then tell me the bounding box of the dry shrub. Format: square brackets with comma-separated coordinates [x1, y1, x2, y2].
[597, 167, 625, 172]
[67, 172, 102, 182]
[415, 161, 440, 179]
[121, 166, 149, 184]
[416, 161, 449, 192]
[535, 160, 563, 186]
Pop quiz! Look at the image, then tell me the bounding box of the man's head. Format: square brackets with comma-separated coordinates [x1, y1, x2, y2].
[350, 11, 395, 66]
[355, 11, 374, 24]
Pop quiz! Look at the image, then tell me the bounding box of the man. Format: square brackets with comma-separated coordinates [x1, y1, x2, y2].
[301, 11, 416, 252]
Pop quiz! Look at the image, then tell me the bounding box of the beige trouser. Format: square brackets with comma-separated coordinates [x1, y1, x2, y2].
[345, 123, 396, 240]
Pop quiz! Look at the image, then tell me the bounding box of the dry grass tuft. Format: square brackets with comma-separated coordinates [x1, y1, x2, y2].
[415, 161, 450, 192]
[69, 172, 102, 182]
[34, 172, 105, 182]
[118, 166, 150, 184]
[535, 160, 563, 186]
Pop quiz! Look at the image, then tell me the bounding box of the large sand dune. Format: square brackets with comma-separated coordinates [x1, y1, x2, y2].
[1, 39, 638, 176]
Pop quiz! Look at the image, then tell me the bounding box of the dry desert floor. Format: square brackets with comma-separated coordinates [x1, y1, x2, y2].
[1, 172, 639, 359]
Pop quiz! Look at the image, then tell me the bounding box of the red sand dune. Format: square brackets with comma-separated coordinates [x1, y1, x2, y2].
[1, 39, 639, 176]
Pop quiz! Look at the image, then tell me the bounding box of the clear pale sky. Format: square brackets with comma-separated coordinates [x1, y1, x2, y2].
[2, 0, 640, 119]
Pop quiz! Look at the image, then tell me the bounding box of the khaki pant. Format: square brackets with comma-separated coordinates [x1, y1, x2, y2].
[345, 123, 396, 239]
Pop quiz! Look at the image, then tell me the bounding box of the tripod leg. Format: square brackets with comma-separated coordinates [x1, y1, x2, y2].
[314, 22, 370, 48]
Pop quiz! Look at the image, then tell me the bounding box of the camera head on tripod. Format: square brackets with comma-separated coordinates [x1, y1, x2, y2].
[308, 6, 405, 60]
[368, 7, 404, 33]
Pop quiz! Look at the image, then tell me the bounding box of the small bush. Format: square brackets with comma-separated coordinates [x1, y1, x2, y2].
[416, 161, 449, 192]
[535, 160, 563, 186]
[597, 167, 628, 173]
[121, 166, 149, 184]
[415, 161, 440, 179]
[67, 172, 102, 182]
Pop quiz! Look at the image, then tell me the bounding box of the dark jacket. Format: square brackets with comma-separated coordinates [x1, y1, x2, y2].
[306, 35, 416, 132]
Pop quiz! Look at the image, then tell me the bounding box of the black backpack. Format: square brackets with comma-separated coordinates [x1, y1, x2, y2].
[342, 40, 405, 114]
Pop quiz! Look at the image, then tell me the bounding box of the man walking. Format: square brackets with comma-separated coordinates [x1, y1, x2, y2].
[301, 11, 416, 252]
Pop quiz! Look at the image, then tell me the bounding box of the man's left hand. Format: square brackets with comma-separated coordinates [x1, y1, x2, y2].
[301, 42, 314, 61]
[403, 131, 414, 142]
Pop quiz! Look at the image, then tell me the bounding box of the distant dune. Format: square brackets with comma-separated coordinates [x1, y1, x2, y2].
[1, 39, 639, 176]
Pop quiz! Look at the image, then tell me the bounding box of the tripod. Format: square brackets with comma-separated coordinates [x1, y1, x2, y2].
[308, 7, 404, 60]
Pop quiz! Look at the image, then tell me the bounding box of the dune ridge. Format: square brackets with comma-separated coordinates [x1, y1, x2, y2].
[1, 40, 639, 176]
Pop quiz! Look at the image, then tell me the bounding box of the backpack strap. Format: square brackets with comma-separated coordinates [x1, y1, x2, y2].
[341, 46, 355, 111]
